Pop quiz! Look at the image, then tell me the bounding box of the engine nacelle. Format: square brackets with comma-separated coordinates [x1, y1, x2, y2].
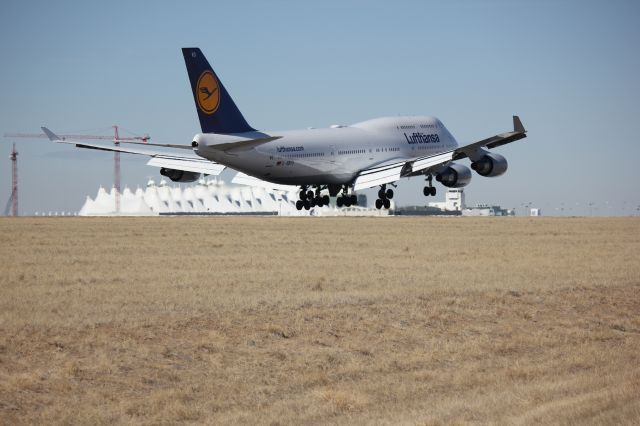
[471, 153, 508, 177]
[159, 168, 201, 183]
[435, 163, 472, 188]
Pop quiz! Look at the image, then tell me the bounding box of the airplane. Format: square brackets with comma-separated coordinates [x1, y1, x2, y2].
[43, 47, 527, 210]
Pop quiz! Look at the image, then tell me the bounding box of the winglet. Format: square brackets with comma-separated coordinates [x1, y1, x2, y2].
[41, 127, 63, 141]
[513, 116, 525, 133]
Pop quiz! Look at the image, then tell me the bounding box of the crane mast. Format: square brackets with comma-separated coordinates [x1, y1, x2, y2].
[10, 143, 18, 216]
[113, 126, 120, 213]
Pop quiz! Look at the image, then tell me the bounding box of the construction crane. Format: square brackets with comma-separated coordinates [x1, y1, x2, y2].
[4, 126, 150, 214]
[4, 143, 18, 216]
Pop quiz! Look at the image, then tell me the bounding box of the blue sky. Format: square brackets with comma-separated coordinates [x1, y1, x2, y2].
[1, 0, 639, 215]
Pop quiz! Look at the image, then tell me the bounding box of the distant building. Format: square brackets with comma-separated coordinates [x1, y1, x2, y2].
[395, 205, 460, 216]
[79, 178, 306, 216]
[78, 178, 387, 217]
[530, 208, 541, 216]
[427, 188, 465, 211]
[462, 204, 512, 217]
[398, 188, 513, 217]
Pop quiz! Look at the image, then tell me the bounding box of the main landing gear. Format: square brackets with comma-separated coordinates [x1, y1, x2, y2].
[336, 188, 357, 208]
[375, 184, 394, 210]
[294, 185, 358, 210]
[295, 186, 330, 210]
[423, 175, 436, 197]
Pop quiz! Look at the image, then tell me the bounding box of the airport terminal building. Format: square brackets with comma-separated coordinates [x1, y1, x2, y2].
[78, 178, 388, 217]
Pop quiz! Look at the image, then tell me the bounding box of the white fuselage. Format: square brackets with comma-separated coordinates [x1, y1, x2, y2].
[193, 116, 458, 185]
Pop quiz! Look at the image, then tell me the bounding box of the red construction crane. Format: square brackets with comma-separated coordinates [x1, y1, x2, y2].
[4, 126, 150, 214]
[113, 126, 121, 213]
[5, 143, 18, 216]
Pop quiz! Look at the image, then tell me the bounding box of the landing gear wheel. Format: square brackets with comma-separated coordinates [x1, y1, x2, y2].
[303, 200, 311, 210]
[314, 196, 322, 207]
[299, 191, 307, 201]
[307, 190, 314, 200]
[378, 189, 385, 199]
[375, 199, 383, 210]
[296, 200, 303, 210]
[385, 189, 394, 200]
[322, 195, 330, 206]
[350, 194, 357, 205]
[344, 197, 352, 207]
[383, 198, 391, 209]
[424, 186, 436, 196]
[337, 197, 344, 208]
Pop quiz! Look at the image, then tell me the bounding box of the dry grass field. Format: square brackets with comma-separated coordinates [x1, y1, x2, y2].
[1, 216, 639, 425]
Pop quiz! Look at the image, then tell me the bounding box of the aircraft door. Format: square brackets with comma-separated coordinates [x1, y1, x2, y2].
[329, 145, 336, 163]
[266, 146, 279, 168]
[367, 141, 374, 161]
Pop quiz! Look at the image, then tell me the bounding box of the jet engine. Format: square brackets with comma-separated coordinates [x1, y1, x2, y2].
[160, 168, 201, 183]
[471, 153, 508, 177]
[435, 163, 472, 188]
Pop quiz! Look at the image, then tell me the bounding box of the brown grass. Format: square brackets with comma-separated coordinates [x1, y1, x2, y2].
[1, 216, 639, 425]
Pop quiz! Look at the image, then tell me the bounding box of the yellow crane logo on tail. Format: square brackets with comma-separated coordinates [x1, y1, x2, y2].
[196, 71, 220, 114]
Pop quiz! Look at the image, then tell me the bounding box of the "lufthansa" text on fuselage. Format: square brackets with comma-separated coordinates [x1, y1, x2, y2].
[404, 132, 440, 144]
[277, 146, 305, 153]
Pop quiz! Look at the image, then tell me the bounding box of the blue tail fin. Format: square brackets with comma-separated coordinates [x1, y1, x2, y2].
[182, 48, 255, 134]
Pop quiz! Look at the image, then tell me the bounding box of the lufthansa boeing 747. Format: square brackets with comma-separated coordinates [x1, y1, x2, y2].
[43, 48, 527, 210]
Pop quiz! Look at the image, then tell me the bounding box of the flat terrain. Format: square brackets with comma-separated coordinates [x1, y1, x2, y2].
[1, 217, 639, 425]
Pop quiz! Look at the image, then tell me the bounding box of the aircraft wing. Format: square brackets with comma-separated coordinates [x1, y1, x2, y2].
[451, 115, 527, 160]
[145, 156, 226, 175]
[41, 127, 226, 176]
[353, 116, 526, 191]
[353, 161, 408, 191]
[112, 136, 282, 151]
[231, 172, 298, 192]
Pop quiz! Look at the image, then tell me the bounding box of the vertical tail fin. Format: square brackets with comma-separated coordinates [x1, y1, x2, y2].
[182, 48, 255, 134]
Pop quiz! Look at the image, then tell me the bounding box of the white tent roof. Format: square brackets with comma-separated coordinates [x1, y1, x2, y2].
[78, 178, 312, 216]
